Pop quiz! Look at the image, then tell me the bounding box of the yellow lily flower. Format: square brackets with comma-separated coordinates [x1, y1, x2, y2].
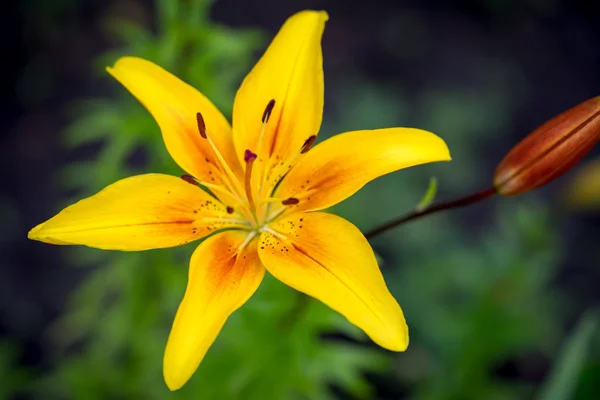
[28, 10, 450, 390]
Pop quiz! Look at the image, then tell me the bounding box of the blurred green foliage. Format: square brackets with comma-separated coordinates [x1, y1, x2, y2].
[539, 311, 598, 400]
[7, 0, 599, 399]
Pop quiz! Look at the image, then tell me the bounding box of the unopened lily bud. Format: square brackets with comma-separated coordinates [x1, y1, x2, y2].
[494, 96, 600, 196]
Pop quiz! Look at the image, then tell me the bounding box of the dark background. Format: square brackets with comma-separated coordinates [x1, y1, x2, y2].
[2, 0, 600, 399]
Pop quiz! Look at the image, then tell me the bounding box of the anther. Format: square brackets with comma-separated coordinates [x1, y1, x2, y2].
[244, 149, 258, 163]
[282, 197, 300, 205]
[226, 206, 234, 214]
[261, 99, 276, 123]
[196, 112, 207, 139]
[181, 174, 199, 185]
[300, 135, 317, 154]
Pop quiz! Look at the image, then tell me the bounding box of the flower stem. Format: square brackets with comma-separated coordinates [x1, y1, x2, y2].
[364, 186, 498, 239]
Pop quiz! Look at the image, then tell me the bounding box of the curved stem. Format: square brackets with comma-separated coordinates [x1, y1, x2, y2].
[364, 186, 498, 239]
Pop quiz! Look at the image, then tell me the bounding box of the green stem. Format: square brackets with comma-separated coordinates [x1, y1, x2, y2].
[364, 187, 498, 239]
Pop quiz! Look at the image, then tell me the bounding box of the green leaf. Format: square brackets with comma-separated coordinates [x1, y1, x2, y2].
[538, 310, 599, 400]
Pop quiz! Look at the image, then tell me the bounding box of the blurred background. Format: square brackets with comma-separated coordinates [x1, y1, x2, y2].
[2, 0, 600, 399]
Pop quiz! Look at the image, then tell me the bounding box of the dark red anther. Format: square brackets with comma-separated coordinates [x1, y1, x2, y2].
[244, 149, 258, 163]
[181, 174, 198, 185]
[282, 197, 300, 205]
[261, 99, 276, 123]
[300, 135, 317, 154]
[196, 112, 207, 139]
[226, 206, 234, 214]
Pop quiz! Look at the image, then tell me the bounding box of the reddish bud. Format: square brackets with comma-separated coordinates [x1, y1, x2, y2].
[494, 96, 600, 196]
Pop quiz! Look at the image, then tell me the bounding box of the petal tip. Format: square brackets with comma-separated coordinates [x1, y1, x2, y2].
[27, 222, 45, 241]
[163, 359, 188, 392]
[431, 133, 452, 162]
[297, 9, 329, 20]
[380, 316, 409, 352]
[386, 331, 409, 352]
[316, 10, 329, 22]
[27, 223, 69, 246]
[106, 56, 150, 75]
[163, 375, 183, 392]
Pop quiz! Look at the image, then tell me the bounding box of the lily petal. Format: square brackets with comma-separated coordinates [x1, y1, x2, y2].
[28, 174, 246, 251]
[274, 128, 451, 213]
[232, 10, 327, 168]
[164, 231, 264, 390]
[259, 212, 408, 351]
[107, 57, 242, 184]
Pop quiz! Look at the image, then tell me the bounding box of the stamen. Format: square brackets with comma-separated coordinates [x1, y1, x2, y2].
[301, 135, 317, 154]
[256, 99, 276, 157]
[182, 174, 246, 216]
[200, 217, 250, 226]
[181, 173, 233, 194]
[264, 197, 287, 203]
[226, 206, 234, 214]
[256, 135, 318, 202]
[196, 112, 207, 139]
[265, 206, 287, 224]
[238, 231, 257, 251]
[195, 111, 245, 198]
[281, 197, 299, 205]
[260, 226, 289, 241]
[244, 150, 258, 210]
[261, 99, 276, 123]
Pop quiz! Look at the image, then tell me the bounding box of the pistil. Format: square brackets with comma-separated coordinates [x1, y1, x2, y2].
[244, 149, 258, 211]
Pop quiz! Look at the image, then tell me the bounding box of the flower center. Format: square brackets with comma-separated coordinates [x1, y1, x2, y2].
[182, 100, 317, 232]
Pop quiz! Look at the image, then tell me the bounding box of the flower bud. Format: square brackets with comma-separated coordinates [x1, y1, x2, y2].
[494, 96, 600, 196]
